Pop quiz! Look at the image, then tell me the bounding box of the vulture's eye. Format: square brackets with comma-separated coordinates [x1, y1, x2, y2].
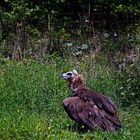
[67, 73, 72, 76]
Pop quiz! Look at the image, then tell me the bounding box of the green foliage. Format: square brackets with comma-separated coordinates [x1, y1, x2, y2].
[1, 0, 140, 60]
[117, 63, 140, 107]
[1, 0, 140, 28]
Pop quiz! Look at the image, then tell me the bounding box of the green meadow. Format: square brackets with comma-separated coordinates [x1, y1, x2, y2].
[0, 55, 140, 140]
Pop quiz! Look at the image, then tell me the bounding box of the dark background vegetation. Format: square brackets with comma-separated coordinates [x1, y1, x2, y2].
[0, 0, 140, 139]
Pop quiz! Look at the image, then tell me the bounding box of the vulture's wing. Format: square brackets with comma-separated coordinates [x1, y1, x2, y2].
[63, 96, 121, 131]
[93, 93, 117, 115]
[78, 88, 118, 115]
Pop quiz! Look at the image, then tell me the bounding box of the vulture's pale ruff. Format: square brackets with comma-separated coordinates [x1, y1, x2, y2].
[60, 70, 122, 131]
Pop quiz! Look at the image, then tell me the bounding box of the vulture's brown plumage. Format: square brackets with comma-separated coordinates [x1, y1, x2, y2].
[60, 70, 122, 131]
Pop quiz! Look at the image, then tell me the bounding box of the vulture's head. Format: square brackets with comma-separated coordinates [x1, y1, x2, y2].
[60, 70, 79, 80]
[60, 70, 84, 92]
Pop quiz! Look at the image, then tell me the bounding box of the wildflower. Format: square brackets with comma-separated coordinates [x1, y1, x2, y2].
[81, 125, 85, 128]
[48, 126, 51, 130]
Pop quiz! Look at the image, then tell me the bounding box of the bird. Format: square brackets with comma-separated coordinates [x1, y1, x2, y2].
[60, 70, 122, 132]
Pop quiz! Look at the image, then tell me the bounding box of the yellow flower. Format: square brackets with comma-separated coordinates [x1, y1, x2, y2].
[35, 123, 42, 131]
[48, 126, 51, 130]
[81, 125, 84, 128]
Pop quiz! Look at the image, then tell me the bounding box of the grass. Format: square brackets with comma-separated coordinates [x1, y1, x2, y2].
[0, 55, 140, 140]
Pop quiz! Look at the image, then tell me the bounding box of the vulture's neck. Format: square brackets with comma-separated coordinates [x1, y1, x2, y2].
[68, 77, 84, 95]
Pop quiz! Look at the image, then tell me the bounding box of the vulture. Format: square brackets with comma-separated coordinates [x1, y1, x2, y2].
[60, 70, 122, 132]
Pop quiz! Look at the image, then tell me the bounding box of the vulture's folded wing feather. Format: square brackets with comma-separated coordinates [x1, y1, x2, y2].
[78, 88, 117, 115]
[94, 95, 117, 115]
